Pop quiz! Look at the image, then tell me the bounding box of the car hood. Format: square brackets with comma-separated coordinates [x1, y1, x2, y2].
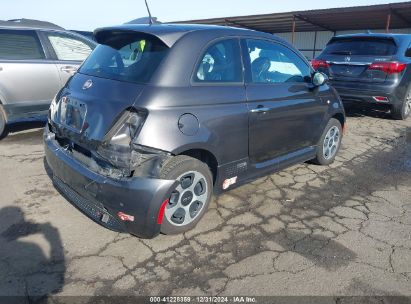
[51, 73, 145, 143]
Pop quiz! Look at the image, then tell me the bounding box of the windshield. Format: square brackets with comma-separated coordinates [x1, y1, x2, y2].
[79, 32, 169, 84]
[323, 37, 397, 56]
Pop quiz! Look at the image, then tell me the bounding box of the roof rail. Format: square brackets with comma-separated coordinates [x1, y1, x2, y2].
[0, 18, 64, 30]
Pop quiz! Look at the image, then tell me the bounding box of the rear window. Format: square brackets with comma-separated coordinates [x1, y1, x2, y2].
[323, 37, 397, 56]
[79, 32, 168, 84]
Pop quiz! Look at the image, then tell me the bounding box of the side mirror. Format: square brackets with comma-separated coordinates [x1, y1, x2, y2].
[312, 71, 329, 87]
[405, 48, 411, 58]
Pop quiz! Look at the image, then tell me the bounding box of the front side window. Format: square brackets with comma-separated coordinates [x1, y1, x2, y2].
[46, 33, 93, 61]
[195, 39, 243, 83]
[246, 39, 311, 83]
[79, 33, 169, 84]
[0, 30, 45, 60]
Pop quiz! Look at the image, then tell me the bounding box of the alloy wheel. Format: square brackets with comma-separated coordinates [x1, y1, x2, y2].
[323, 126, 340, 160]
[165, 170, 208, 227]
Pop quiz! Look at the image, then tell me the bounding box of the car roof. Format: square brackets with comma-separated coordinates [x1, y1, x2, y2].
[331, 33, 411, 44]
[0, 18, 64, 30]
[94, 23, 276, 47]
[0, 20, 97, 45]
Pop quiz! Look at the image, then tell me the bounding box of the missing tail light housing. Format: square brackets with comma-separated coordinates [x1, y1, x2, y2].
[97, 110, 147, 169]
[105, 110, 146, 147]
[368, 62, 406, 74]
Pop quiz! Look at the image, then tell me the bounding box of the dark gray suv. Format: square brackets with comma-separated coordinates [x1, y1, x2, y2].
[313, 33, 411, 120]
[44, 24, 345, 238]
[0, 19, 96, 138]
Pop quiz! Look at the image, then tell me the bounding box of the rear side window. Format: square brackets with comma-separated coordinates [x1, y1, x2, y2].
[323, 38, 397, 56]
[46, 32, 93, 61]
[80, 32, 168, 84]
[0, 30, 44, 60]
[195, 39, 243, 83]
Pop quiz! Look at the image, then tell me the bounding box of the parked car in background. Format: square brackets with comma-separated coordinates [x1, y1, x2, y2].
[0, 19, 96, 138]
[312, 33, 411, 120]
[45, 24, 345, 238]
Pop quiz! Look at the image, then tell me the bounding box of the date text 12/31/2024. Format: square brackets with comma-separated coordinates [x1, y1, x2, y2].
[149, 296, 257, 303]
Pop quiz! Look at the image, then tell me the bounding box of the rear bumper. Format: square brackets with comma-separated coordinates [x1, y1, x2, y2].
[330, 82, 401, 105]
[43, 127, 178, 239]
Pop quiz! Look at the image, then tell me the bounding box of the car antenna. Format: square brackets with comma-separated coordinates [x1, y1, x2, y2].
[144, 0, 153, 25]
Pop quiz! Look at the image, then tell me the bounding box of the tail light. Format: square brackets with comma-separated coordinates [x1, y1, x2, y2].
[311, 59, 329, 70]
[373, 96, 389, 102]
[368, 62, 406, 74]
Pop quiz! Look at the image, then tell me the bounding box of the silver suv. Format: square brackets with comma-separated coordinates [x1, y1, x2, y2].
[0, 19, 96, 138]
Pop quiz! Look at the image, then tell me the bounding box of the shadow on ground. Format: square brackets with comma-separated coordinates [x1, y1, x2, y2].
[1, 120, 45, 145]
[0, 206, 65, 302]
[344, 103, 393, 120]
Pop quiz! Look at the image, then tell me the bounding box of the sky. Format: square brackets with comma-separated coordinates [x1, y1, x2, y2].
[0, 0, 408, 31]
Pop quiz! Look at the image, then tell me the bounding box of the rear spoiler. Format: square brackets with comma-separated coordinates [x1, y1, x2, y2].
[94, 26, 185, 48]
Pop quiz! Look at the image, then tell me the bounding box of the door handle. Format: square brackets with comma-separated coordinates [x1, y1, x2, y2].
[60, 66, 78, 74]
[250, 106, 270, 113]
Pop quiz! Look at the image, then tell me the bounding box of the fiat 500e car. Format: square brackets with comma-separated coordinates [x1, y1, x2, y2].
[44, 24, 346, 238]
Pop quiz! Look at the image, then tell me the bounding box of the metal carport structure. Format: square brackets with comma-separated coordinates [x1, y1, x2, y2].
[176, 2, 411, 58]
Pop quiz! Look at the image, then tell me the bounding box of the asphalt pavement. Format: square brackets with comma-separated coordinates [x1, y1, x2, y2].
[0, 106, 410, 301]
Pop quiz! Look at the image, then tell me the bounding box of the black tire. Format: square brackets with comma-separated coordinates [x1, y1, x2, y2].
[0, 106, 8, 140]
[312, 118, 343, 166]
[159, 155, 213, 235]
[391, 89, 411, 120]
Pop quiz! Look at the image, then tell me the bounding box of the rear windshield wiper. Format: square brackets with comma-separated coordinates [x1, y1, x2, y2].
[330, 50, 352, 55]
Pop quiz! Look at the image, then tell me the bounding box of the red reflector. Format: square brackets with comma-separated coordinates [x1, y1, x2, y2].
[157, 199, 169, 225]
[311, 59, 329, 70]
[368, 62, 406, 74]
[117, 212, 135, 222]
[343, 123, 348, 135]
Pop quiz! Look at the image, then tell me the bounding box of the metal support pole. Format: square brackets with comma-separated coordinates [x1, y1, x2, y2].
[386, 13, 391, 33]
[313, 31, 318, 59]
[292, 16, 296, 44]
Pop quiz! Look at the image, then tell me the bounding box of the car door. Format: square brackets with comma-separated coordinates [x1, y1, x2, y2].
[243, 38, 328, 164]
[189, 38, 249, 166]
[0, 29, 62, 119]
[40, 30, 95, 86]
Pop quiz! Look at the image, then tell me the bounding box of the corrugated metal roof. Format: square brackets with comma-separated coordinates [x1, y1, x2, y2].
[176, 2, 411, 33]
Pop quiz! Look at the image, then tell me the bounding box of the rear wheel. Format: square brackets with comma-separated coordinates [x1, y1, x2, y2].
[391, 89, 411, 120]
[0, 106, 8, 140]
[312, 118, 342, 166]
[159, 155, 213, 235]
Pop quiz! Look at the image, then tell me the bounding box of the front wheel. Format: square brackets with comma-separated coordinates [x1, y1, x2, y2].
[391, 89, 411, 120]
[159, 155, 213, 235]
[312, 118, 343, 166]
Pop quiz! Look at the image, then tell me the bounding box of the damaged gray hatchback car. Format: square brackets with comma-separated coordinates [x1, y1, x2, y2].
[44, 24, 345, 238]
